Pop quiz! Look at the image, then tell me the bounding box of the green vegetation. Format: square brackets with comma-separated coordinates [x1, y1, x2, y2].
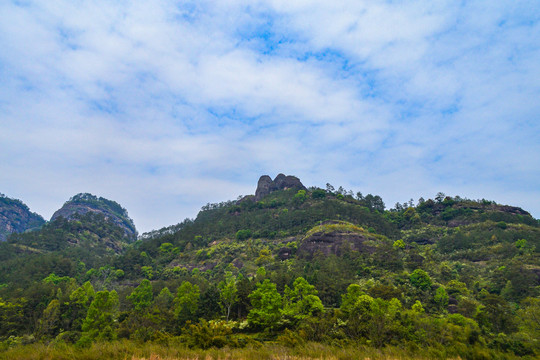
[0, 184, 539, 359]
[0, 194, 45, 241]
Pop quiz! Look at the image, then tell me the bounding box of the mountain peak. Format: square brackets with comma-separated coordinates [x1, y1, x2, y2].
[254, 173, 306, 201]
[51, 193, 137, 241]
[0, 194, 45, 241]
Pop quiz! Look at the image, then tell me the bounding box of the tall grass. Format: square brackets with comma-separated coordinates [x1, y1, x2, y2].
[0, 340, 474, 360]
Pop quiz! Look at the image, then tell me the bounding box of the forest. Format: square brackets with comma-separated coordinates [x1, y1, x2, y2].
[0, 183, 539, 359]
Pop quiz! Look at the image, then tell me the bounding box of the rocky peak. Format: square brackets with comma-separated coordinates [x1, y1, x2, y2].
[0, 194, 45, 241]
[51, 193, 137, 241]
[254, 174, 306, 201]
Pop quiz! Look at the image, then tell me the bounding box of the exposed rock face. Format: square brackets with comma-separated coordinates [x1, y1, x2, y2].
[298, 231, 373, 258]
[492, 205, 530, 216]
[277, 246, 293, 260]
[253, 174, 306, 201]
[298, 221, 374, 259]
[0, 194, 45, 241]
[254, 175, 276, 201]
[51, 193, 137, 241]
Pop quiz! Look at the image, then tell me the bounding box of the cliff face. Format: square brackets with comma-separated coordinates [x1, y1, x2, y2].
[0, 194, 45, 241]
[298, 221, 375, 259]
[254, 174, 306, 201]
[51, 193, 137, 241]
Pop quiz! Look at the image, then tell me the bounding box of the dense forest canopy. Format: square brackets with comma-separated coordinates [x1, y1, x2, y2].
[0, 178, 539, 359]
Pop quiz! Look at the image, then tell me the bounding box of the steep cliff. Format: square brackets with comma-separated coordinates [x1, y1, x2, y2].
[0, 194, 45, 241]
[51, 193, 137, 241]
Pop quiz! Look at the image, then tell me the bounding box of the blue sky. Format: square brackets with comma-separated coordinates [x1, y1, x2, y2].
[1, 0, 539, 232]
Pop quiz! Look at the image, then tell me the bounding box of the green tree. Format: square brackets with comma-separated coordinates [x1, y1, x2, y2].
[36, 299, 61, 340]
[141, 266, 154, 280]
[410, 269, 432, 290]
[152, 287, 175, 333]
[69, 281, 95, 306]
[0, 297, 25, 338]
[393, 239, 405, 249]
[518, 297, 540, 339]
[235, 273, 253, 319]
[282, 277, 324, 324]
[80, 290, 119, 343]
[312, 189, 326, 199]
[434, 286, 449, 313]
[218, 272, 238, 321]
[67, 281, 95, 332]
[293, 190, 307, 205]
[248, 279, 282, 331]
[476, 293, 516, 334]
[175, 281, 200, 325]
[128, 279, 153, 313]
[236, 229, 252, 240]
[340, 284, 364, 316]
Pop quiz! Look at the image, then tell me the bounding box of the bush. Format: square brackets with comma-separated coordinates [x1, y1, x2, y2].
[180, 320, 237, 349]
[236, 229, 252, 241]
[312, 189, 326, 199]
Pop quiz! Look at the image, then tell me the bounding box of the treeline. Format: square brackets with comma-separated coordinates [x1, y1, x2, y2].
[0, 187, 539, 359]
[1, 265, 539, 359]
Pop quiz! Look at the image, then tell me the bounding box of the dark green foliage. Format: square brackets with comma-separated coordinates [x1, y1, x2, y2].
[410, 269, 432, 290]
[0, 185, 539, 358]
[80, 290, 119, 343]
[235, 229, 252, 240]
[311, 189, 326, 199]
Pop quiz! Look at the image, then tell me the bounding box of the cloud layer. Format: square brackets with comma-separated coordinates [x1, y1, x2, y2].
[1, 0, 539, 231]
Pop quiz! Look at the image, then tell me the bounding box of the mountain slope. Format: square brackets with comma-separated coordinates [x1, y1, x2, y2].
[0, 193, 45, 241]
[51, 193, 137, 241]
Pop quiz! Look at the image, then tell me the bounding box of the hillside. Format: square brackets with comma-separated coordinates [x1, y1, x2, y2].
[0, 194, 45, 241]
[51, 193, 138, 241]
[0, 175, 539, 359]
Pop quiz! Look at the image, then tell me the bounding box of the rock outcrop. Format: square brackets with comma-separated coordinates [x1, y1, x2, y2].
[297, 221, 374, 259]
[254, 174, 306, 201]
[0, 194, 45, 241]
[51, 193, 137, 241]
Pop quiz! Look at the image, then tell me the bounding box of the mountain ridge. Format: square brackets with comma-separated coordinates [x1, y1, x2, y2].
[0, 193, 45, 241]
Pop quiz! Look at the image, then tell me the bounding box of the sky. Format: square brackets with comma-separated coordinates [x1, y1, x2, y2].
[1, 0, 539, 233]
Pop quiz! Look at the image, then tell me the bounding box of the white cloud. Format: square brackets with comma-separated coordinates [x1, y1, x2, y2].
[0, 0, 539, 231]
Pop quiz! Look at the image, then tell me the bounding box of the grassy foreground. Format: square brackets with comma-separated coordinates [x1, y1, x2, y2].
[0, 340, 515, 360]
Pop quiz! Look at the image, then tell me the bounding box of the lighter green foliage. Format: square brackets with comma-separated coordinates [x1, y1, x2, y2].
[248, 279, 282, 330]
[42, 273, 71, 284]
[393, 239, 405, 249]
[141, 266, 153, 280]
[412, 300, 425, 313]
[69, 281, 95, 306]
[81, 290, 119, 342]
[175, 281, 200, 322]
[340, 284, 364, 316]
[127, 279, 153, 313]
[434, 286, 449, 312]
[159, 242, 174, 252]
[218, 271, 238, 321]
[256, 267, 266, 278]
[282, 277, 323, 322]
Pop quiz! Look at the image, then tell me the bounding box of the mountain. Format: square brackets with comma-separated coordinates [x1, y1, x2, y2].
[0, 175, 539, 357]
[51, 193, 137, 241]
[0, 193, 45, 241]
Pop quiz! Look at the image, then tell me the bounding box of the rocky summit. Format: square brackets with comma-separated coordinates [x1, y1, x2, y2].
[0, 194, 45, 241]
[254, 173, 306, 201]
[51, 193, 137, 241]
